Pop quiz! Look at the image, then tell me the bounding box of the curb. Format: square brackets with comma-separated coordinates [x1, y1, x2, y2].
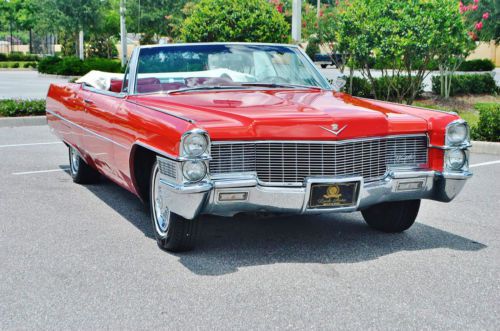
[0, 116, 47, 128]
[471, 141, 500, 155]
[37, 73, 78, 80]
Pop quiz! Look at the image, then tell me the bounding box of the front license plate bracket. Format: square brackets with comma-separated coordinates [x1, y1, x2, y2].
[304, 177, 363, 211]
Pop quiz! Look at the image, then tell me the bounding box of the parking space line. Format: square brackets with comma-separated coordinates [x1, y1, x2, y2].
[470, 160, 500, 168]
[12, 168, 69, 176]
[0, 142, 62, 148]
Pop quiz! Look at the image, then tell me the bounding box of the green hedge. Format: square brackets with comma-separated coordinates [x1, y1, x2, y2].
[366, 58, 494, 72]
[458, 59, 495, 72]
[0, 99, 46, 117]
[471, 103, 500, 142]
[431, 74, 498, 96]
[0, 52, 40, 62]
[341, 76, 424, 101]
[38, 56, 123, 75]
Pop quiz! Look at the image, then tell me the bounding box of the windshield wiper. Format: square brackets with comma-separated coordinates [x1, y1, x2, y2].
[167, 86, 244, 94]
[241, 83, 323, 90]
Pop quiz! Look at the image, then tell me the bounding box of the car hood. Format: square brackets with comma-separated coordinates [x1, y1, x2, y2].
[128, 89, 429, 140]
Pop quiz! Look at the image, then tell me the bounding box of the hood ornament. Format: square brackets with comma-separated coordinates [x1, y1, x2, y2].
[320, 123, 348, 136]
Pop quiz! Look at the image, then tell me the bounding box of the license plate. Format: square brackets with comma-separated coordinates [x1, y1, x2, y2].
[308, 181, 360, 209]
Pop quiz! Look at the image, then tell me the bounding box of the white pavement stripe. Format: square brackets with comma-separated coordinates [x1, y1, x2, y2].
[0, 142, 61, 148]
[469, 160, 500, 168]
[12, 168, 69, 175]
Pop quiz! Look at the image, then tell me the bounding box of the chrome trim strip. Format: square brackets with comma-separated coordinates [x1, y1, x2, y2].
[81, 84, 127, 98]
[128, 47, 140, 96]
[133, 141, 211, 162]
[126, 100, 195, 123]
[138, 42, 301, 50]
[159, 178, 213, 193]
[46, 109, 129, 150]
[210, 133, 428, 145]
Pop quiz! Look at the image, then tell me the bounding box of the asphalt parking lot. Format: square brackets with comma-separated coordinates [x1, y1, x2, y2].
[1, 125, 499, 330]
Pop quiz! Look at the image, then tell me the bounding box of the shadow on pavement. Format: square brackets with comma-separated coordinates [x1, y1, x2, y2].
[80, 173, 486, 276]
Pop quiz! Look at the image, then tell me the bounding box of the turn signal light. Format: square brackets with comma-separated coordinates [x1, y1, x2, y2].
[218, 192, 248, 202]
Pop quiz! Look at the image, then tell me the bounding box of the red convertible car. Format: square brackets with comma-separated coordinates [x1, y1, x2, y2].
[46, 43, 471, 251]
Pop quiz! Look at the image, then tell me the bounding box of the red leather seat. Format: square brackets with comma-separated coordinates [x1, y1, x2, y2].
[109, 79, 123, 93]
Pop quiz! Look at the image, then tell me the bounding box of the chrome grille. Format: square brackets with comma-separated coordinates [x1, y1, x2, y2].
[210, 135, 428, 184]
[158, 157, 177, 180]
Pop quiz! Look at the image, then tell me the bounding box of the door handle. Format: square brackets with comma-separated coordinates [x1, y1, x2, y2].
[83, 99, 94, 105]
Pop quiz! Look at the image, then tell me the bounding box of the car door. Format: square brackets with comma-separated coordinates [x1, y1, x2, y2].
[80, 87, 125, 181]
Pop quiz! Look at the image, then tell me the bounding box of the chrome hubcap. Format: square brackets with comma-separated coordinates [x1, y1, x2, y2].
[70, 148, 80, 174]
[152, 165, 170, 235]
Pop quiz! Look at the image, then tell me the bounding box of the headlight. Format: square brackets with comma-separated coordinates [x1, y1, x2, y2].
[445, 149, 466, 171]
[446, 122, 468, 145]
[182, 133, 208, 157]
[182, 160, 207, 182]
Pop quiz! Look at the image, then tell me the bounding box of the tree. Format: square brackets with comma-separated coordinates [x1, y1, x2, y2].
[335, 0, 473, 104]
[126, 0, 191, 43]
[180, 0, 290, 43]
[460, 0, 500, 43]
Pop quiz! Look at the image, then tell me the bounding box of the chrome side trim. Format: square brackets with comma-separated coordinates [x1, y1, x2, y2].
[134, 141, 212, 162]
[81, 84, 127, 98]
[126, 100, 195, 123]
[46, 109, 128, 149]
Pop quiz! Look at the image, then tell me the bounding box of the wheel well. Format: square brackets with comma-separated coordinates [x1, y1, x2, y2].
[130, 145, 157, 203]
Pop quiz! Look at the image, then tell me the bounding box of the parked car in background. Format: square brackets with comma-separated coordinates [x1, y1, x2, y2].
[314, 52, 345, 69]
[46, 42, 471, 252]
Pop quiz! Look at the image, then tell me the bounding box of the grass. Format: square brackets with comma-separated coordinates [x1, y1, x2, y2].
[413, 94, 500, 128]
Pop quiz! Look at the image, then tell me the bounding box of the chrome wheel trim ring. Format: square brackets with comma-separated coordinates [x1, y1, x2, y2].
[152, 164, 170, 237]
[70, 148, 80, 174]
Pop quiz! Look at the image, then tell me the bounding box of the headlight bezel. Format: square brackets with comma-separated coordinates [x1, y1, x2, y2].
[180, 129, 210, 158]
[445, 119, 469, 147]
[445, 149, 467, 171]
[182, 160, 207, 183]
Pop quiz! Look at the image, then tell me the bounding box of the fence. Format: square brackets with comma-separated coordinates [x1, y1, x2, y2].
[0, 30, 57, 55]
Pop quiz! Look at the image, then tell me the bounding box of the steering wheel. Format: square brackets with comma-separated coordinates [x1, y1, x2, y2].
[259, 76, 290, 84]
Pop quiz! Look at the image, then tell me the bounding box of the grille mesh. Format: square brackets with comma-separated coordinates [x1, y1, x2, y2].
[210, 136, 428, 184]
[158, 158, 177, 180]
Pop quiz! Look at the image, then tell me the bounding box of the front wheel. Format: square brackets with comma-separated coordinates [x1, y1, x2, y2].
[320, 64, 328, 69]
[150, 161, 199, 252]
[361, 200, 421, 233]
[68, 146, 100, 184]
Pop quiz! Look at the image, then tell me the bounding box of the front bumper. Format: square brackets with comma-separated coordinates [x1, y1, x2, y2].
[158, 170, 471, 220]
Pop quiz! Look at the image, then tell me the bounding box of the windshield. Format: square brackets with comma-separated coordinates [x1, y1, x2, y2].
[134, 44, 331, 94]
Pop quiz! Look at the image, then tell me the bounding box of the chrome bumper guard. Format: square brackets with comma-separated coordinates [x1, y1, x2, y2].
[158, 170, 472, 220]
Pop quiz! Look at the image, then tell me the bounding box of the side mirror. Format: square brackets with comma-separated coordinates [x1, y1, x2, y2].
[332, 77, 346, 91]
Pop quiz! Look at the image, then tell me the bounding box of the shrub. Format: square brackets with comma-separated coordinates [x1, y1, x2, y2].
[38, 56, 122, 75]
[4, 52, 39, 62]
[342, 77, 372, 98]
[23, 62, 31, 68]
[38, 56, 63, 74]
[305, 38, 320, 61]
[458, 59, 495, 72]
[472, 103, 500, 142]
[432, 73, 498, 96]
[0, 99, 46, 117]
[11, 62, 20, 68]
[181, 0, 290, 43]
[342, 76, 423, 102]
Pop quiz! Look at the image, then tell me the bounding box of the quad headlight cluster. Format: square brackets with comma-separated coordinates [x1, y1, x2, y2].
[180, 129, 210, 183]
[444, 120, 470, 172]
